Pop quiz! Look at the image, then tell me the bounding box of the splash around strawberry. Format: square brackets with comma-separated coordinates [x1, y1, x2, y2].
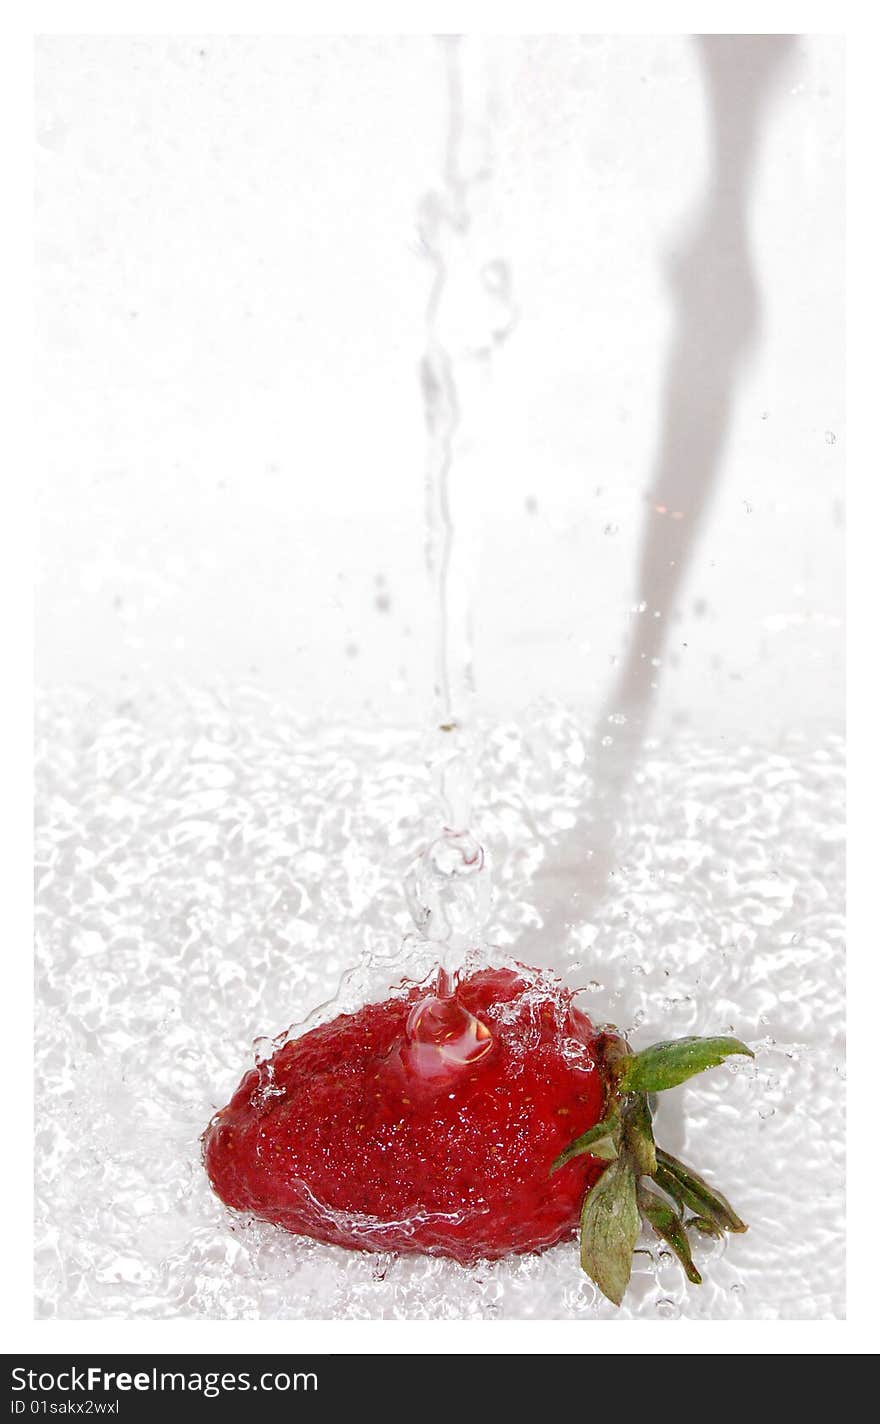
[203, 964, 751, 1306]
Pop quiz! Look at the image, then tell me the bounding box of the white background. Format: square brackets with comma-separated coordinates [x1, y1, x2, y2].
[35, 32, 844, 737]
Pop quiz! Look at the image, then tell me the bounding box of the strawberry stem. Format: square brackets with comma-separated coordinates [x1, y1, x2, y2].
[556, 1029, 750, 1307]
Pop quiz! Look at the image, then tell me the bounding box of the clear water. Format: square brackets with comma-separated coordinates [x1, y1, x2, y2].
[34, 685, 844, 1319]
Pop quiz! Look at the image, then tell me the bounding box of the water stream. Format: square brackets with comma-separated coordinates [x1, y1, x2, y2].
[405, 37, 515, 1009]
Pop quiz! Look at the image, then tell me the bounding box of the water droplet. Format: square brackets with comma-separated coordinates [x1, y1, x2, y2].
[401, 993, 495, 1082]
[404, 829, 491, 947]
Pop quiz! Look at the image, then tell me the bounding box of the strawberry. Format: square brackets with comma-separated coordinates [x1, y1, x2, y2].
[203, 964, 751, 1304]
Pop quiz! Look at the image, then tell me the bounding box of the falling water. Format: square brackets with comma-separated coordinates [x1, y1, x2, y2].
[404, 36, 516, 990]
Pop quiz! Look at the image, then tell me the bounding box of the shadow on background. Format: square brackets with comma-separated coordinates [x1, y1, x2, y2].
[521, 36, 796, 964]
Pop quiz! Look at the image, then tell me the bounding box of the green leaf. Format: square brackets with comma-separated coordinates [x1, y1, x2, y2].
[687, 1215, 724, 1239]
[638, 1184, 702, 1285]
[619, 1036, 754, 1094]
[654, 1148, 748, 1234]
[550, 1109, 621, 1174]
[579, 1154, 640, 1306]
[652, 1163, 689, 1215]
[580, 1133, 619, 1162]
[623, 1092, 657, 1176]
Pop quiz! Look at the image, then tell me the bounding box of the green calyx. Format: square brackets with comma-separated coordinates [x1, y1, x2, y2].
[550, 1108, 621, 1170]
[617, 1035, 753, 1093]
[554, 1031, 753, 1308]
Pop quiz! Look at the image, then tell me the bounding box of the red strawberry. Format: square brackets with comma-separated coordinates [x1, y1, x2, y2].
[203, 964, 751, 1304]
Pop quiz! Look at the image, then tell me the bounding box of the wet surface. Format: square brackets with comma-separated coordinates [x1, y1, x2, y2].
[34, 686, 844, 1318]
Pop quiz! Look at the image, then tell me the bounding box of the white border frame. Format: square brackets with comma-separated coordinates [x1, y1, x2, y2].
[7, 2, 872, 1355]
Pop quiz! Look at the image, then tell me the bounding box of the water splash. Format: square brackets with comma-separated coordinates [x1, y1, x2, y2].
[34, 685, 845, 1318]
[399, 991, 495, 1082]
[404, 827, 490, 951]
